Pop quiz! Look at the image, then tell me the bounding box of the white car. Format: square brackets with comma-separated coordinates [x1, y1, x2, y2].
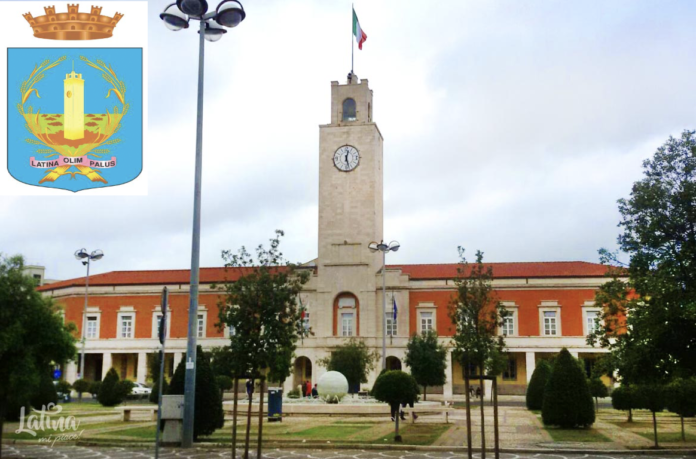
[131, 382, 152, 396]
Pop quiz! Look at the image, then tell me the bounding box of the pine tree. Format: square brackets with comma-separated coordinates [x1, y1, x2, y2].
[541, 348, 595, 428]
[526, 360, 551, 410]
[98, 368, 123, 407]
[168, 345, 224, 439]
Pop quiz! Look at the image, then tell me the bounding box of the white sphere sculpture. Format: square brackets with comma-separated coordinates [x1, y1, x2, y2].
[317, 371, 349, 403]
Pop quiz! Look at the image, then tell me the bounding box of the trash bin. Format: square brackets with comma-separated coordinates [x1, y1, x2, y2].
[267, 387, 282, 422]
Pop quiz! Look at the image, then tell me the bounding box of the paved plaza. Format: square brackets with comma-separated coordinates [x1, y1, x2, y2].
[1, 446, 696, 459]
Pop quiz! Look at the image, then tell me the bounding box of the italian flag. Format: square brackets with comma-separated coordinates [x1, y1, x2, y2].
[353, 8, 367, 50]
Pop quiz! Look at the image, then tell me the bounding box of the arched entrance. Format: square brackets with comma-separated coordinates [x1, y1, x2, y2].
[386, 356, 402, 371]
[293, 357, 312, 392]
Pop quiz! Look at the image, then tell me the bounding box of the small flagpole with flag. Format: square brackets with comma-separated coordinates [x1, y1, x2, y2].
[352, 5, 367, 74]
[391, 294, 398, 345]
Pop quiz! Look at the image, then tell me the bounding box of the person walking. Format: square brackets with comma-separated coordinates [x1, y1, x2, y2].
[246, 379, 254, 401]
[311, 384, 318, 398]
[305, 380, 312, 399]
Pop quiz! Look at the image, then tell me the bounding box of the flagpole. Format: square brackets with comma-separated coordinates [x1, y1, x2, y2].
[351, 4, 354, 74]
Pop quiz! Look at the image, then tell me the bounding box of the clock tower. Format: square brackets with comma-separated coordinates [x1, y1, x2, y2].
[315, 73, 384, 339]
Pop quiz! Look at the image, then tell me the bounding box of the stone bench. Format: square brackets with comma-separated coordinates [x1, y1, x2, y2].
[118, 405, 158, 422]
[402, 405, 454, 423]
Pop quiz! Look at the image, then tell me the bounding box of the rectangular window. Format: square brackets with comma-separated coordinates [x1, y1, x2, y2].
[502, 315, 514, 336]
[386, 314, 397, 336]
[586, 310, 599, 334]
[543, 311, 557, 336]
[503, 358, 517, 381]
[197, 314, 205, 338]
[420, 312, 433, 333]
[341, 312, 354, 337]
[86, 316, 98, 339]
[303, 312, 310, 332]
[120, 315, 133, 338]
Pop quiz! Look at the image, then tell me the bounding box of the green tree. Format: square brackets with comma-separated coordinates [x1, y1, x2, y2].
[541, 348, 595, 428]
[371, 370, 420, 442]
[98, 368, 124, 407]
[403, 330, 447, 401]
[635, 384, 665, 448]
[665, 377, 696, 441]
[217, 375, 233, 400]
[448, 248, 508, 453]
[209, 346, 236, 378]
[168, 345, 224, 440]
[610, 385, 642, 423]
[30, 369, 58, 409]
[72, 379, 91, 402]
[588, 376, 608, 412]
[217, 230, 310, 383]
[89, 381, 101, 399]
[0, 254, 77, 451]
[589, 130, 696, 381]
[526, 360, 552, 410]
[318, 337, 379, 391]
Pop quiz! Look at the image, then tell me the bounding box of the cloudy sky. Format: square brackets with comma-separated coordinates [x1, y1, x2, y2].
[2, 0, 695, 281]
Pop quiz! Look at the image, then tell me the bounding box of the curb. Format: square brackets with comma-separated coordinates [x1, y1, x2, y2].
[60, 440, 696, 455]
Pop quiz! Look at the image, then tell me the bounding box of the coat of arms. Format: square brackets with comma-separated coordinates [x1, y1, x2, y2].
[7, 48, 142, 192]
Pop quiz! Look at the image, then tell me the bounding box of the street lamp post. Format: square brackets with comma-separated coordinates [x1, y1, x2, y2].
[74, 248, 104, 381]
[368, 240, 400, 370]
[159, 0, 246, 448]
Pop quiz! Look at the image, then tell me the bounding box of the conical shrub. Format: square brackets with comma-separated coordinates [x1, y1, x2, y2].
[526, 360, 551, 410]
[541, 348, 595, 428]
[98, 368, 123, 407]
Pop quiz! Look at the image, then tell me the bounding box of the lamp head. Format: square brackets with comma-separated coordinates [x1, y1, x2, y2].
[388, 241, 401, 252]
[75, 248, 89, 260]
[176, 0, 208, 17]
[160, 3, 189, 31]
[215, 0, 245, 28]
[90, 249, 104, 261]
[368, 241, 379, 253]
[200, 19, 226, 42]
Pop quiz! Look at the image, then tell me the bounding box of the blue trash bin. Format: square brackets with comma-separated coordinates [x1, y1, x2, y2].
[267, 387, 282, 422]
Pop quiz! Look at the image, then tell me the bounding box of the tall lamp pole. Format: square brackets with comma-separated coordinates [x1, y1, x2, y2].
[74, 248, 104, 380]
[159, 0, 246, 448]
[368, 240, 400, 370]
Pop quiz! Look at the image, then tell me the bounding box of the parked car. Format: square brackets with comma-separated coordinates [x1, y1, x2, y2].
[131, 382, 152, 397]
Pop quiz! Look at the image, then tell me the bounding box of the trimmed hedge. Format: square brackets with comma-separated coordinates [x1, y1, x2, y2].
[541, 348, 595, 428]
[526, 360, 551, 410]
[371, 370, 419, 407]
[72, 379, 91, 401]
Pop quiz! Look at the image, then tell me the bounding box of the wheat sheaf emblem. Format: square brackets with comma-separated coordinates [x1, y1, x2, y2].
[18, 56, 129, 184]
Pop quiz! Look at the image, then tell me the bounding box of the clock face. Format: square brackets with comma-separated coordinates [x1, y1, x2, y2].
[333, 145, 360, 172]
[66, 90, 72, 98]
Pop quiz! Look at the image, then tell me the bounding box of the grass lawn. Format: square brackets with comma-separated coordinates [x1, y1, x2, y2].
[545, 428, 612, 442]
[634, 431, 696, 443]
[100, 421, 448, 446]
[4, 421, 137, 440]
[375, 424, 450, 446]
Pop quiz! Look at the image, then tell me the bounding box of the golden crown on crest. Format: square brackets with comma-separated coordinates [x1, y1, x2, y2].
[23, 4, 123, 41]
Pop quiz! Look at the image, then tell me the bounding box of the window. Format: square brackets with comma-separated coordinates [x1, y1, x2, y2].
[342, 98, 356, 121]
[420, 311, 433, 333]
[503, 358, 517, 381]
[120, 315, 133, 338]
[341, 312, 354, 336]
[502, 315, 514, 336]
[33, 274, 42, 283]
[86, 316, 98, 339]
[543, 311, 557, 336]
[586, 310, 600, 335]
[386, 313, 397, 336]
[197, 314, 205, 338]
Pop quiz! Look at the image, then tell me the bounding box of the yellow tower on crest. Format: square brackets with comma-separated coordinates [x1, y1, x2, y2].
[64, 65, 84, 140]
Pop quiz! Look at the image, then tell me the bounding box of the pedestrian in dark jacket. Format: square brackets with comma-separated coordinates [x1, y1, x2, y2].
[246, 379, 253, 401]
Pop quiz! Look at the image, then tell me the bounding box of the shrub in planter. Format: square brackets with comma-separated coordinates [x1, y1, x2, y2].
[541, 348, 595, 428]
[168, 346, 224, 439]
[526, 360, 551, 410]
